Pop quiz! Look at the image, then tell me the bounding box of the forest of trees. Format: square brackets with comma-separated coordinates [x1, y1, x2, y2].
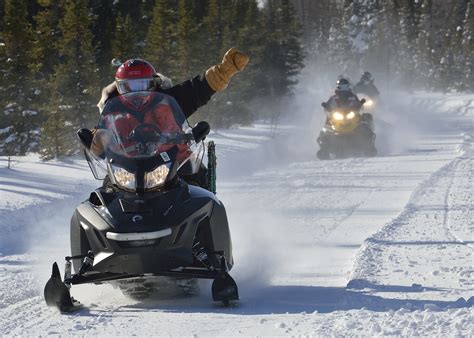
[0, 0, 304, 159]
[292, 0, 474, 93]
[0, 0, 473, 160]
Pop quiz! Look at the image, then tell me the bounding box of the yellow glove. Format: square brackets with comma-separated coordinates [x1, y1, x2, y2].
[205, 47, 249, 92]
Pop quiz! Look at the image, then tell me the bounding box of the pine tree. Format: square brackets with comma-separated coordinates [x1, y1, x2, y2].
[52, 0, 99, 131]
[250, 0, 304, 127]
[326, 0, 352, 75]
[39, 108, 75, 160]
[343, 0, 374, 71]
[115, 0, 153, 47]
[414, 0, 435, 87]
[0, 0, 39, 156]
[176, 0, 198, 78]
[29, 0, 62, 130]
[436, 1, 466, 90]
[42, 0, 100, 154]
[145, 0, 179, 78]
[30, 0, 62, 79]
[89, 0, 116, 83]
[111, 13, 136, 62]
[462, 1, 474, 91]
[362, 1, 394, 88]
[210, 0, 264, 128]
[203, 0, 225, 58]
[393, 1, 421, 88]
[235, 0, 265, 100]
[259, 0, 304, 98]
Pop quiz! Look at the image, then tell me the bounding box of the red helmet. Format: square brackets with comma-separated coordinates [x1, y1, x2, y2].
[115, 59, 158, 94]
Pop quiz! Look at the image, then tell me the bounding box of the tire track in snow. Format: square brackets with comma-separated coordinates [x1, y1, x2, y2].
[0, 296, 48, 334]
[0, 287, 127, 335]
[444, 134, 474, 249]
[349, 144, 473, 293]
[443, 158, 474, 249]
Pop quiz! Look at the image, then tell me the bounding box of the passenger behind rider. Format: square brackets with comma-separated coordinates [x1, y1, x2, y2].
[353, 71, 380, 99]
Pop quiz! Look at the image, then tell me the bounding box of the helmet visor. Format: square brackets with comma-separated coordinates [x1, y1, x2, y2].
[116, 78, 155, 94]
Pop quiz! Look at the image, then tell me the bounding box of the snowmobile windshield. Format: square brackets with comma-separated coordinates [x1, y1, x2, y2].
[97, 91, 193, 160]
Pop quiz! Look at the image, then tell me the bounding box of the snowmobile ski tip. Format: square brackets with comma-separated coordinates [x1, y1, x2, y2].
[211, 272, 239, 305]
[44, 262, 81, 312]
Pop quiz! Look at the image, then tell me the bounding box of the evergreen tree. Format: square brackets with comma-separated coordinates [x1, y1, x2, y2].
[0, 0, 39, 156]
[393, 1, 421, 88]
[414, 0, 435, 87]
[144, 0, 179, 78]
[252, 0, 304, 126]
[111, 13, 136, 62]
[462, 1, 474, 91]
[342, 0, 379, 71]
[362, 1, 395, 88]
[30, 0, 62, 78]
[260, 0, 304, 98]
[326, 0, 352, 75]
[39, 108, 75, 160]
[29, 0, 62, 131]
[115, 0, 154, 47]
[235, 0, 266, 100]
[89, 0, 116, 83]
[35, 0, 100, 159]
[52, 0, 99, 131]
[446, 0, 469, 90]
[203, 0, 225, 59]
[176, 0, 199, 78]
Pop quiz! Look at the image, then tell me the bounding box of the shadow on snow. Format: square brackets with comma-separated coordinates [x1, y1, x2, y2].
[72, 280, 471, 317]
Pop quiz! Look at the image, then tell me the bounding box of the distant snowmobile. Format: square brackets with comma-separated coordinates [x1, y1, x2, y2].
[317, 98, 377, 159]
[44, 91, 238, 312]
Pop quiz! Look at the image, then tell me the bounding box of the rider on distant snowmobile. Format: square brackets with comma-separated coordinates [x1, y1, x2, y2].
[353, 71, 379, 99]
[322, 78, 363, 124]
[317, 78, 376, 159]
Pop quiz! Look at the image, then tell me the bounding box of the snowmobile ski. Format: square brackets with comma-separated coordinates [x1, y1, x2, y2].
[44, 262, 82, 312]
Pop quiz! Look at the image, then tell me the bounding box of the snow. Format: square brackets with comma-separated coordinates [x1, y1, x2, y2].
[0, 126, 13, 135]
[21, 110, 38, 116]
[0, 92, 473, 335]
[4, 134, 16, 143]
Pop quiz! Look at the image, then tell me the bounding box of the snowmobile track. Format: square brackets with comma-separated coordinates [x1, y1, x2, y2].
[350, 144, 474, 291]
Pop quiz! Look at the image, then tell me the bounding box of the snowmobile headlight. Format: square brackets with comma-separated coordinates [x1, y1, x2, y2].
[365, 99, 374, 107]
[332, 112, 344, 121]
[346, 111, 356, 119]
[145, 164, 170, 189]
[111, 165, 136, 190]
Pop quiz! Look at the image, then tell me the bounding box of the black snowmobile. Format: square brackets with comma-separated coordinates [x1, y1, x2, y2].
[317, 99, 377, 159]
[44, 91, 238, 312]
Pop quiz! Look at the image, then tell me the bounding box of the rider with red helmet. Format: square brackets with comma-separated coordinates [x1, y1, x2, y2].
[97, 48, 249, 115]
[87, 48, 249, 189]
[92, 48, 249, 156]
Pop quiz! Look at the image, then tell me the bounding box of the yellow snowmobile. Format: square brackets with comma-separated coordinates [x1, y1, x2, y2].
[317, 99, 376, 159]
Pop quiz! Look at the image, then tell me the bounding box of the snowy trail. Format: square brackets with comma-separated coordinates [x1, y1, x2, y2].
[351, 133, 474, 299]
[0, 93, 473, 335]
